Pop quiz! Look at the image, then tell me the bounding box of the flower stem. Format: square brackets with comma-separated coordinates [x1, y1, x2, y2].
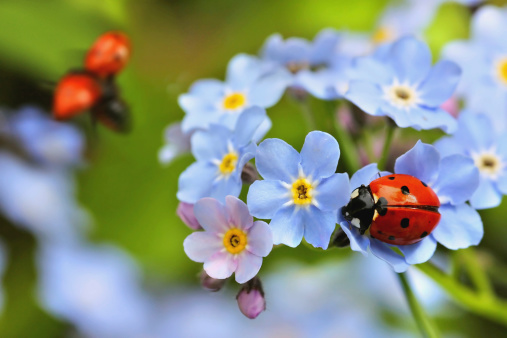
[458, 248, 494, 299]
[377, 121, 396, 171]
[417, 261, 507, 326]
[397, 272, 440, 338]
[330, 102, 360, 172]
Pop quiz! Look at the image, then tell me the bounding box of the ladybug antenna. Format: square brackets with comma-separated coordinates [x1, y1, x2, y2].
[377, 171, 381, 178]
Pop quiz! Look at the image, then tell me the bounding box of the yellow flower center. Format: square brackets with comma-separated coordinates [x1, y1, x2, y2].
[223, 92, 246, 110]
[384, 81, 419, 109]
[496, 58, 507, 85]
[219, 152, 238, 175]
[372, 26, 394, 44]
[291, 178, 313, 205]
[286, 61, 309, 74]
[223, 228, 248, 254]
[473, 152, 502, 177]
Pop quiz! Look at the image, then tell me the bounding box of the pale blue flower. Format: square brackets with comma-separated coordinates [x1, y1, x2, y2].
[247, 131, 350, 249]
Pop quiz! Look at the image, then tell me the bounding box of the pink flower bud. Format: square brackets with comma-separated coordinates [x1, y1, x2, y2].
[177, 202, 201, 230]
[440, 96, 459, 118]
[200, 270, 227, 292]
[236, 277, 266, 319]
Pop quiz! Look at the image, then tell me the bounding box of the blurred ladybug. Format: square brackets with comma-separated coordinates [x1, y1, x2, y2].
[52, 31, 131, 133]
[85, 31, 131, 78]
[341, 174, 441, 245]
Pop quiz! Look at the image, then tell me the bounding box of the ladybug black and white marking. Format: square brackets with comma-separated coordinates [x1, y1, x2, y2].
[341, 174, 441, 245]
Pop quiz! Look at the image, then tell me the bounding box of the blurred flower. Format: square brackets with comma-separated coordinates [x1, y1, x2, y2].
[184, 196, 272, 283]
[177, 202, 201, 230]
[177, 107, 266, 204]
[236, 277, 266, 319]
[340, 141, 482, 272]
[179, 54, 289, 133]
[442, 5, 507, 132]
[346, 37, 460, 133]
[440, 96, 459, 118]
[37, 242, 152, 337]
[158, 122, 192, 165]
[200, 270, 227, 292]
[0, 152, 88, 243]
[435, 111, 507, 209]
[7, 106, 84, 168]
[247, 131, 350, 249]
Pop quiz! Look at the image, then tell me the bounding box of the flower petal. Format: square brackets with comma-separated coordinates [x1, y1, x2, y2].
[302, 207, 337, 249]
[209, 176, 242, 204]
[432, 204, 483, 250]
[249, 69, 291, 108]
[350, 163, 381, 191]
[247, 180, 291, 219]
[339, 222, 369, 255]
[345, 81, 385, 116]
[269, 206, 304, 247]
[183, 232, 222, 262]
[193, 198, 229, 233]
[432, 154, 479, 205]
[470, 177, 502, 210]
[314, 173, 350, 211]
[225, 196, 253, 230]
[190, 126, 230, 162]
[177, 163, 216, 203]
[418, 60, 461, 107]
[394, 141, 440, 185]
[300, 131, 340, 179]
[233, 107, 267, 146]
[246, 221, 273, 257]
[433, 136, 464, 158]
[388, 37, 431, 84]
[226, 54, 263, 89]
[255, 138, 300, 182]
[203, 251, 237, 280]
[369, 239, 410, 273]
[235, 254, 263, 284]
[398, 236, 437, 265]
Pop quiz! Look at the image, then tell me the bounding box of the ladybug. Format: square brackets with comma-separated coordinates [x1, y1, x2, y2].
[52, 31, 131, 132]
[85, 31, 131, 78]
[341, 174, 440, 245]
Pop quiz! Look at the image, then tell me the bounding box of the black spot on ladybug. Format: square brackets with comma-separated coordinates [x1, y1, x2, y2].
[388, 236, 395, 241]
[420, 180, 427, 187]
[388, 176, 395, 180]
[401, 218, 410, 228]
[401, 186, 410, 195]
[378, 230, 383, 234]
[420, 231, 428, 238]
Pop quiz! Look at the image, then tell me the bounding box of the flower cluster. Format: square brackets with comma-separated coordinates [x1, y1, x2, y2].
[159, 0, 500, 321]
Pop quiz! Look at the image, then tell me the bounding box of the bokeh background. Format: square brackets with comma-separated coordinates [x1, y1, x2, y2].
[0, 0, 507, 336]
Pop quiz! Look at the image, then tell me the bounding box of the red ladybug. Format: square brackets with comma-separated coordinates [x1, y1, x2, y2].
[85, 31, 131, 78]
[52, 31, 131, 132]
[341, 174, 440, 245]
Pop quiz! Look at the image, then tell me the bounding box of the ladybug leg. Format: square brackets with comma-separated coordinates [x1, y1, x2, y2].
[330, 228, 350, 248]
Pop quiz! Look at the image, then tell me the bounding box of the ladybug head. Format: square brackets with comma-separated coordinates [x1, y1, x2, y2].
[341, 185, 375, 235]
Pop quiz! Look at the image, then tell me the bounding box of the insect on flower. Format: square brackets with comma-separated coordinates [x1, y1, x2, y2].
[52, 31, 132, 133]
[342, 174, 441, 245]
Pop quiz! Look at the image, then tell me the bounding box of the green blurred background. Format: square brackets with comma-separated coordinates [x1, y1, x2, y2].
[1, 0, 507, 336]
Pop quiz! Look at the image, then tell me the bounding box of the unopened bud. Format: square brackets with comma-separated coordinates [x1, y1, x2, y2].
[177, 202, 201, 230]
[200, 270, 227, 292]
[236, 277, 266, 319]
[241, 163, 259, 185]
[440, 96, 459, 118]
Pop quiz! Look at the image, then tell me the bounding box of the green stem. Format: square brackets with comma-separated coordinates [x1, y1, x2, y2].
[417, 262, 507, 326]
[377, 122, 396, 171]
[397, 273, 440, 338]
[330, 102, 360, 172]
[297, 99, 317, 131]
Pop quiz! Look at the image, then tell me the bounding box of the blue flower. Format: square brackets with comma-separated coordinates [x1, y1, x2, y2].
[442, 5, 507, 133]
[345, 36, 461, 133]
[435, 111, 507, 209]
[340, 141, 482, 272]
[247, 131, 350, 249]
[179, 54, 289, 133]
[37, 242, 152, 337]
[177, 107, 267, 204]
[6, 106, 85, 167]
[158, 122, 192, 165]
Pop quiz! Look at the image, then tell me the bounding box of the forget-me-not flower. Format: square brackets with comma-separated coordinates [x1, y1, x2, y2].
[177, 106, 266, 204]
[435, 111, 507, 209]
[340, 141, 482, 272]
[345, 36, 461, 133]
[179, 54, 289, 133]
[443, 5, 507, 132]
[184, 196, 273, 284]
[247, 131, 350, 249]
